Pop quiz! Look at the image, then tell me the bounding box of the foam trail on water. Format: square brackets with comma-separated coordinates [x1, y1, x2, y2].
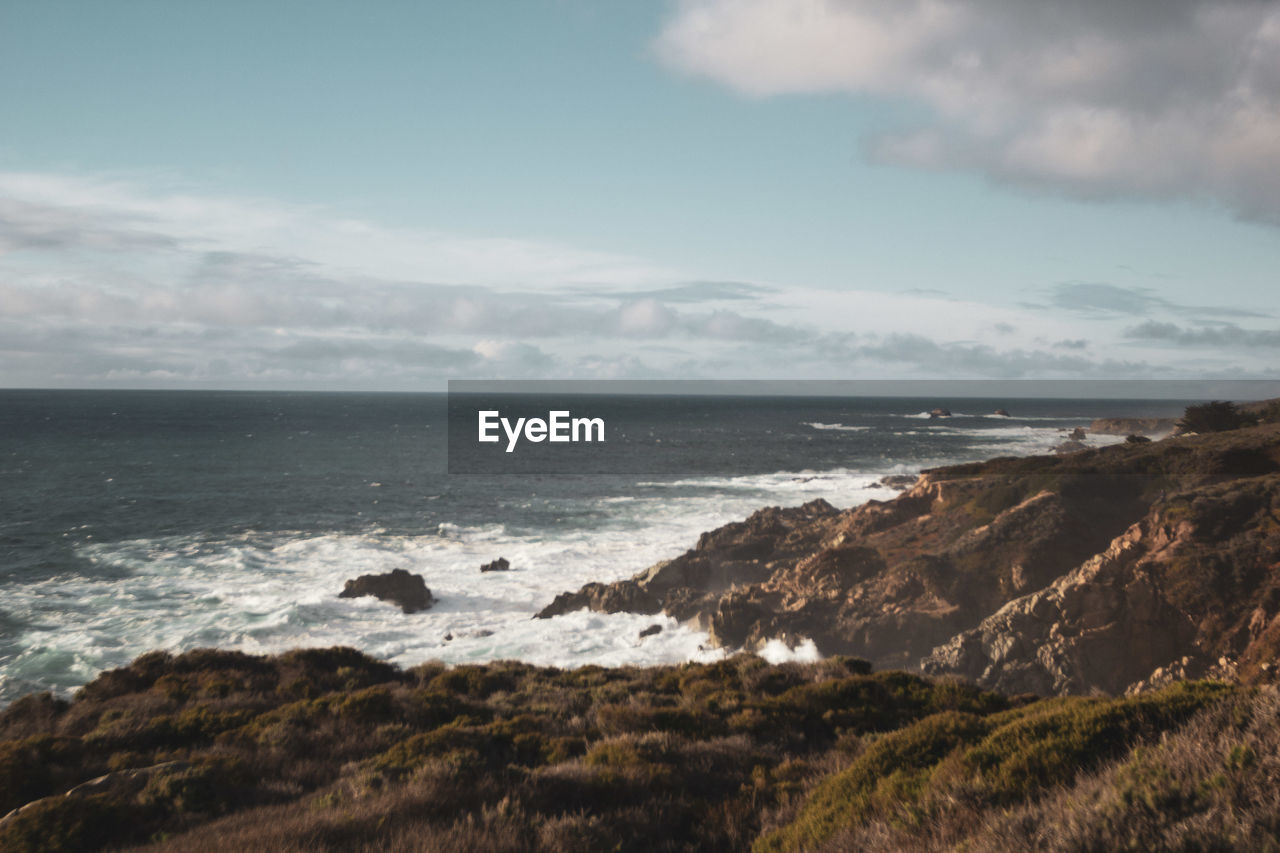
[1, 466, 897, 701]
[804, 422, 871, 432]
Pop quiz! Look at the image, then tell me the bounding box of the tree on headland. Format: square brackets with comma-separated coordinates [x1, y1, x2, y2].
[1178, 401, 1257, 434]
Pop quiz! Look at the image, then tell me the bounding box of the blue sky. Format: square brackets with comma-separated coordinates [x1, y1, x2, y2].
[1, 0, 1278, 388]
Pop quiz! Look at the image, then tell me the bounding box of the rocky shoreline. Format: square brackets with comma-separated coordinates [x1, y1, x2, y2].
[537, 414, 1280, 697]
[4, 403, 1280, 851]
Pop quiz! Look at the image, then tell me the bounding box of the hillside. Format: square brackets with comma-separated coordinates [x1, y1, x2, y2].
[1, 648, 1274, 851]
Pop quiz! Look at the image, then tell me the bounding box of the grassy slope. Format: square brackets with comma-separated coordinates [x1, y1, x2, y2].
[0, 648, 1266, 852]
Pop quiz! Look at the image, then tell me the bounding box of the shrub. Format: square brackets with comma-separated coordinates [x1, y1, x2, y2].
[1178, 401, 1257, 434]
[0, 794, 142, 852]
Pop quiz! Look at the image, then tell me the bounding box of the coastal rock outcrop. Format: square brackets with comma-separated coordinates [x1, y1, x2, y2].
[535, 580, 661, 618]
[1089, 416, 1177, 436]
[922, 472, 1280, 694]
[339, 568, 435, 613]
[480, 557, 510, 573]
[537, 422, 1280, 694]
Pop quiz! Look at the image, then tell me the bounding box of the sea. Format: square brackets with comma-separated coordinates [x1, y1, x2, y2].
[0, 390, 1191, 704]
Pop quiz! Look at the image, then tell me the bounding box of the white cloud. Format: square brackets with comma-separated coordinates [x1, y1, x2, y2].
[2, 169, 1270, 386]
[0, 171, 681, 288]
[657, 0, 1280, 220]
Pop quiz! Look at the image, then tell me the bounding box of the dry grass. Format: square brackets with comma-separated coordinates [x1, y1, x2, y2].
[0, 648, 1274, 851]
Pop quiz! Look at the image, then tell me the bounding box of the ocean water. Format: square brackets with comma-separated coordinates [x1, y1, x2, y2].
[0, 390, 1189, 704]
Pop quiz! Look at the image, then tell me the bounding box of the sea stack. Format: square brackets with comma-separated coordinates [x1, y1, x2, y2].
[339, 568, 435, 613]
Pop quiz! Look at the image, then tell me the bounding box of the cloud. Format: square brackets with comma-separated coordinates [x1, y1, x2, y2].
[1125, 320, 1280, 347]
[1037, 282, 1270, 318]
[0, 171, 680, 288]
[0, 170, 1261, 386]
[814, 331, 1156, 378]
[0, 196, 178, 253]
[602, 280, 775, 303]
[656, 0, 1280, 222]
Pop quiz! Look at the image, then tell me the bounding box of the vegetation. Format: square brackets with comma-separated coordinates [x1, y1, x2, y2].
[0, 649, 1272, 851]
[1179, 400, 1258, 434]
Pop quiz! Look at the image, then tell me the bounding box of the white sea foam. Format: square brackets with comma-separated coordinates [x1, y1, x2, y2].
[804, 422, 871, 432]
[1, 466, 900, 701]
[896, 411, 1078, 422]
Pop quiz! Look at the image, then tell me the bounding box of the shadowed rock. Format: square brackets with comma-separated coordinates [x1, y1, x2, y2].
[536, 423, 1280, 695]
[339, 569, 434, 613]
[480, 557, 510, 573]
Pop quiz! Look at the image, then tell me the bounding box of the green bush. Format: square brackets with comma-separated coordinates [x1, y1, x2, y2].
[1179, 401, 1257, 434]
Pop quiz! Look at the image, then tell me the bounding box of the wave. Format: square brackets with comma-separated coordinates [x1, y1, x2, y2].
[898, 411, 1089, 422]
[803, 422, 871, 432]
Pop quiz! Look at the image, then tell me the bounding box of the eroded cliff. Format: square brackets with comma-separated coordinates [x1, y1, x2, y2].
[538, 422, 1280, 694]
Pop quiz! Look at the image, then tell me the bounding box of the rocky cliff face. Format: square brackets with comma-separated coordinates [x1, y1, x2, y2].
[539, 423, 1280, 695]
[923, 472, 1280, 694]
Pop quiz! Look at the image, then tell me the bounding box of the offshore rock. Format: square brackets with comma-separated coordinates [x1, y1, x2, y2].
[339, 568, 435, 613]
[480, 557, 511, 573]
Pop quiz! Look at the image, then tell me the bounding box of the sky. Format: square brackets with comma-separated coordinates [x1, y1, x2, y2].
[1, 0, 1278, 389]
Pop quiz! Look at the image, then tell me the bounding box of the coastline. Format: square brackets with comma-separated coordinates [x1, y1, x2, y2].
[1, 393, 1157, 706]
[536, 412, 1280, 696]
[3, 405, 1279, 849]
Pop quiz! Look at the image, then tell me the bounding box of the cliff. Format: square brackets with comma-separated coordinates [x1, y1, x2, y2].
[539, 422, 1280, 695]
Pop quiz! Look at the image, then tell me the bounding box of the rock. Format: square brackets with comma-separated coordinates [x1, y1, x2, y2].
[923, 467, 1280, 695]
[480, 557, 510, 573]
[534, 581, 661, 619]
[1089, 417, 1177, 436]
[920, 521, 1197, 695]
[536, 499, 839, 622]
[929, 407, 952, 418]
[339, 568, 435, 613]
[994, 409, 1011, 417]
[877, 474, 918, 490]
[639, 624, 662, 638]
